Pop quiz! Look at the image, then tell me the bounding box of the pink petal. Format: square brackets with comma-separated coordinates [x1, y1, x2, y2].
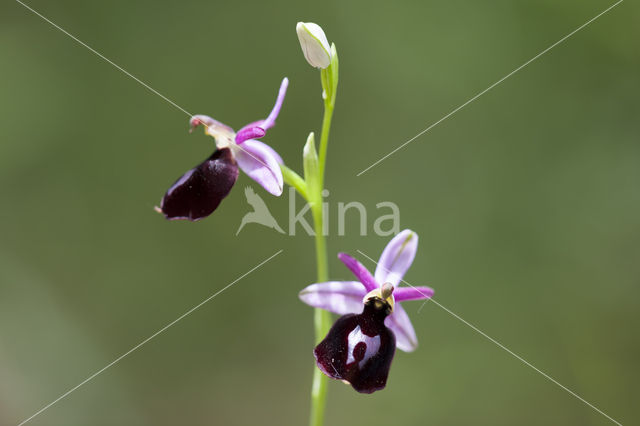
[262, 77, 288, 130]
[337, 253, 379, 292]
[236, 77, 289, 136]
[236, 120, 264, 136]
[249, 139, 283, 164]
[235, 126, 266, 144]
[394, 286, 434, 302]
[385, 303, 418, 352]
[234, 140, 283, 196]
[299, 281, 367, 315]
[375, 229, 418, 287]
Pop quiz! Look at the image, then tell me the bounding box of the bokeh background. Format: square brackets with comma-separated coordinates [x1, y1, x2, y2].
[1, 0, 639, 425]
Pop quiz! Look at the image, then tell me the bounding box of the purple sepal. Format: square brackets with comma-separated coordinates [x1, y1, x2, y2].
[394, 286, 434, 302]
[385, 302, 418, 352]
[234, 140, 284, 196]
[337, 252, 379, 292]
[298, 281, 367, 315]
[314, 302, 396, 394]
[159, 148, 238, 221]
[375, 229, 418, 287]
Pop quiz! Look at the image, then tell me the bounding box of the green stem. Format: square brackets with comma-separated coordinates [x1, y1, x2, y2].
[283, 149, 330, 426]
[317, 100, 334, 189]
[309, 202, 330, 426]
[307, 48, 338, 426]
[309, 99, 334, 426]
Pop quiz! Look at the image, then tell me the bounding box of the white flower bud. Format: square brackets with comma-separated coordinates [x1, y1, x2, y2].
[296, 22, 331, 69]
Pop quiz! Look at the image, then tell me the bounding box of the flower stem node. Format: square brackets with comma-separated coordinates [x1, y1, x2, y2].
[296, 22, 332, 69]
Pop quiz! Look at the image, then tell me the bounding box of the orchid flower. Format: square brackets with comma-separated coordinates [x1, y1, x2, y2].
[299, 229, 434, 393]
[157, 78, 289, 221]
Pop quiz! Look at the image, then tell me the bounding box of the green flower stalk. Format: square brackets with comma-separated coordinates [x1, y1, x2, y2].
[282, 21, 338, 426]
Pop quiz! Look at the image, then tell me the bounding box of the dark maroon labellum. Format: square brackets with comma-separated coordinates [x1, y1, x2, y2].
[159, 148, 239, 221]
[314, 299, 396, 394]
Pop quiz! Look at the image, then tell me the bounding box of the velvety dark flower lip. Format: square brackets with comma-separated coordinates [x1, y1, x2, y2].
[158, 148, 238, 221]
[156, 78, 289, 221]
[300, 230, 434, 352]
[314, 295, 396, 394]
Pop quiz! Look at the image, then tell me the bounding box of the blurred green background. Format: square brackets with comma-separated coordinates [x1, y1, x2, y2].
[1, 0, 638, 424]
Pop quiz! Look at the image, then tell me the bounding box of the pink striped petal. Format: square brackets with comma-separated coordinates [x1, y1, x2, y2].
[299, 281, 367, 315]
[375, 229, 418, 287]
[337, 253, 379, 292]
[243, 139, 283, 164]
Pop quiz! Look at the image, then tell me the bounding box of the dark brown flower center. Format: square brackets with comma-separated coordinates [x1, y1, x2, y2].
[313, 301, 396, 393]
